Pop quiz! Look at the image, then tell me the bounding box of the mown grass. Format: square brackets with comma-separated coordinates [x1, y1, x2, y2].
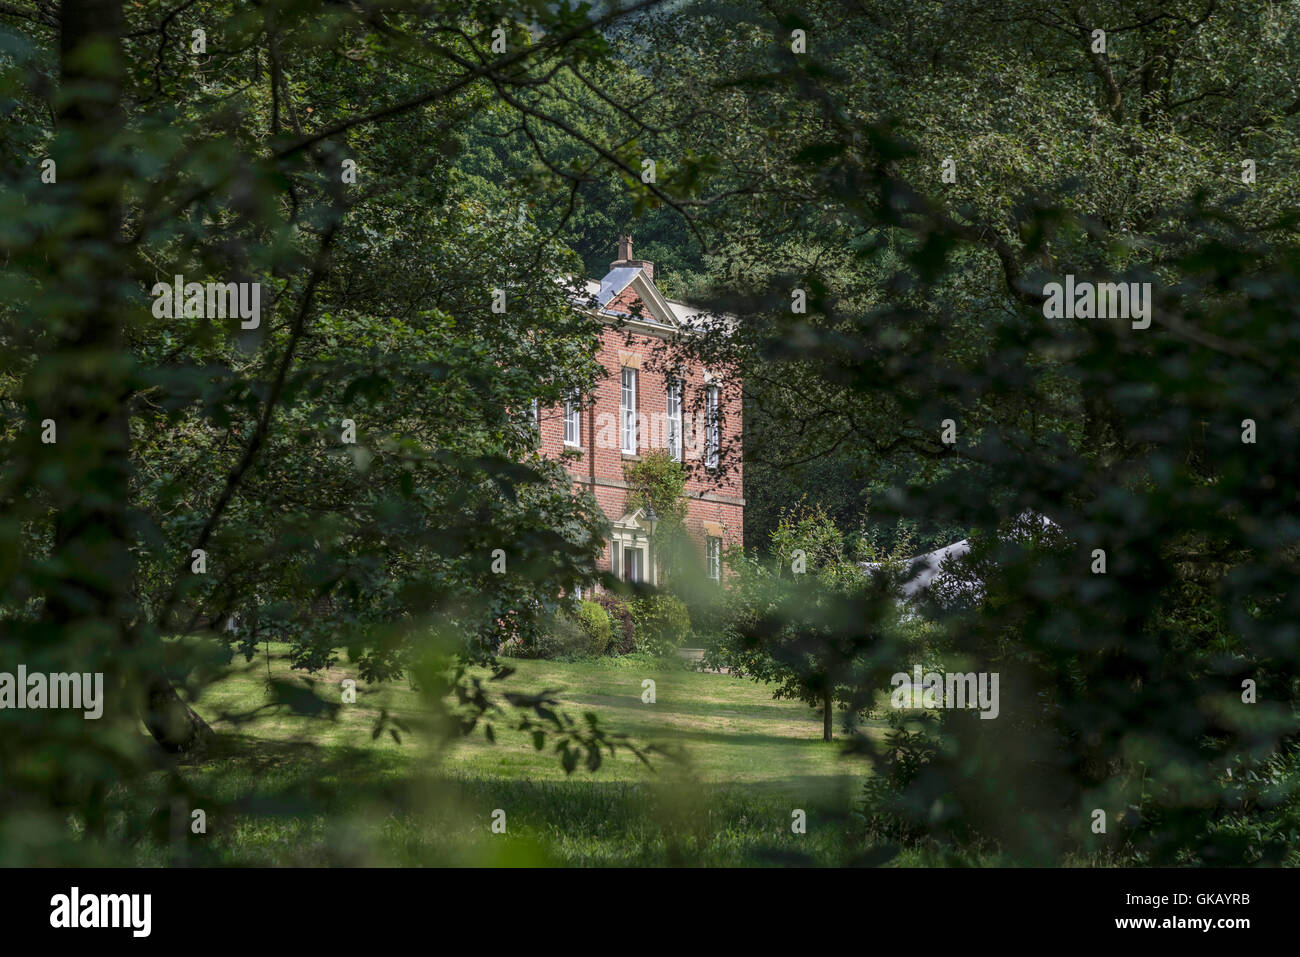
[146, 643, 890, 866]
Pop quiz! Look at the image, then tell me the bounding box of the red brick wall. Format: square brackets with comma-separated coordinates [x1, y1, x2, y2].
[537, 309, 743, 578]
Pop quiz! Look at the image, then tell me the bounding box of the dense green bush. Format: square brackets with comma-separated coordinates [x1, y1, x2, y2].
[575, 600, 612, 656]
[518, 610, 587, 660]
[522, 601, 623, 660]
[629, 593, 692, 657]
[592, 592, 636, 655]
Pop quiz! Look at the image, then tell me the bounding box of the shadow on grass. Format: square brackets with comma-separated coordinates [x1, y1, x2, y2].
[126, 730, 875, 866]
[543, 689, 893, 727]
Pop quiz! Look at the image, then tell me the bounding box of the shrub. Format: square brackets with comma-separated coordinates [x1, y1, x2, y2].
[629, 593, 692, 657]
[575, 600, 612, 656]
[592, 592, 636, 655]
[522, 610, 590, 660]
[860, 724, 943, 846]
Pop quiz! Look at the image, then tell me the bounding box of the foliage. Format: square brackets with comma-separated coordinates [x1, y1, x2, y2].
[591, 591, 637, 656]
[623, 450, 692, 585]
[575, 600, 613, 657]
[628, 593, 692, 657]
[523, 610, 592, 661]
[4, 0, 1300, 868]
[0, 0, 688, 864]
[705, 506, 900, 741]
[769, 503, 852, 580]
[451, 67, 707, 297]
[631, 0, 1300, 862]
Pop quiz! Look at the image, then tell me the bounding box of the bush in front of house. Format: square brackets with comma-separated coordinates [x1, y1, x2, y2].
[575, 600, 612, 656]
[628, 593, 692, 657]
[518, 601, 616, 660]
[518, 610, 588, 659]
[592, 592, 636, 655]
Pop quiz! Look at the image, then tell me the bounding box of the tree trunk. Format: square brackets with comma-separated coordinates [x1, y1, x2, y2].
[46, 2, 131, 646]
[144, 672, 215, 755]
[822, 689, 833, 742]
[50, 0, 212, 756]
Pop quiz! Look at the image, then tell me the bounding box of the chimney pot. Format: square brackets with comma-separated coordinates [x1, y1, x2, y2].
[611, 234, 654, 282]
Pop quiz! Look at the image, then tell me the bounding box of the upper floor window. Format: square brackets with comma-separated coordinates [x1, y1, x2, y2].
[706, 536, 722, 581]
[621, 367, 638, 455]
[563, 389, 581, 447]
[665, 379, 682, 461]
[705, 385, 719, 470]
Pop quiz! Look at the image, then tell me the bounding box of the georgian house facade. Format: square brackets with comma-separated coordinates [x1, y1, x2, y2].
[535, 237, 743, 586]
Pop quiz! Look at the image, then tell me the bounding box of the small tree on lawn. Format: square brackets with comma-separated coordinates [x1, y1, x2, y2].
[705, 505, 895, 741]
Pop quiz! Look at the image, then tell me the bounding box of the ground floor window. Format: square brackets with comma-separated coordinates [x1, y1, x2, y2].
[706, 536, 721, 581]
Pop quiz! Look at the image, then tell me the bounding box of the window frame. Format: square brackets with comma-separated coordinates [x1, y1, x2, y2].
[706, 536, 722, 581]
[666, 378, 682, 461]
[704, 384, 720, 470]
[620, 367, 638, 455]
[563, 389, 581, 447]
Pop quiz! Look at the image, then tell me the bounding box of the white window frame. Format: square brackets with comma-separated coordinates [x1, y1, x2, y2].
[621, 367, 638, 455]
[706, 536, 721, 581]
[705, 385, 720, 470]
[666, 379, 682, 461]
[563, 389, 581, 447]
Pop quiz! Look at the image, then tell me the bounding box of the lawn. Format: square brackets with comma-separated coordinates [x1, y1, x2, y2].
[149, 644, 889, 866]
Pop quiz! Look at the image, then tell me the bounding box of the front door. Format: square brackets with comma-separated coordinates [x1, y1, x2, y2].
[623, 546, 643, 583]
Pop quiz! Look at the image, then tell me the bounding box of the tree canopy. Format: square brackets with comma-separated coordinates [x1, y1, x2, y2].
[2, 0, 1298, 866]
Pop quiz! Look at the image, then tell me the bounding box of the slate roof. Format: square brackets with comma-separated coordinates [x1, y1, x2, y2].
[571, 270, 735, 333]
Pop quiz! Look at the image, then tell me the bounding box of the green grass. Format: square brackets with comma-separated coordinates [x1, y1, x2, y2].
[155, 644, 888, 866]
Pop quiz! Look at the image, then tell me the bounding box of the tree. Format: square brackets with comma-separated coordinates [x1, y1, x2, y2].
[0, 0, 688, 862]
[665, 0, 1300, 862]
[706, 506, 897, 742]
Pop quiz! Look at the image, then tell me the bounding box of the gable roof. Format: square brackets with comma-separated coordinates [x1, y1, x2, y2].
[595, 266, 682, 329]
[597, 266, 643, 306]
[572, 271, 734, 337]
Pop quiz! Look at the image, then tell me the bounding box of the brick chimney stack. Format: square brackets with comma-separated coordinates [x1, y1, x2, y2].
[610, 234, 654, 282]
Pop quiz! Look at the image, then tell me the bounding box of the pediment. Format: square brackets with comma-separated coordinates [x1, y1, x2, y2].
[612, 507, 651, 533]
[596, 269, 679, 329]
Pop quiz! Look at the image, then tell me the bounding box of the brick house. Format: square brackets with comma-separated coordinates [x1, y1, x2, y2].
[535, 236, 743, 588]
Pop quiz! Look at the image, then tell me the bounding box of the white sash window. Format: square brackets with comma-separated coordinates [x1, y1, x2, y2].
[621, 367, 638, 454]
[666, 379, 682, 461]
[705, 385, 719, 469]
[706, 536, 721, 581]
[564, 390, 581, 446]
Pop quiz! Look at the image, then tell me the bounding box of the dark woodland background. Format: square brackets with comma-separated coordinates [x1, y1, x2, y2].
[1, 0, 1298, 866]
